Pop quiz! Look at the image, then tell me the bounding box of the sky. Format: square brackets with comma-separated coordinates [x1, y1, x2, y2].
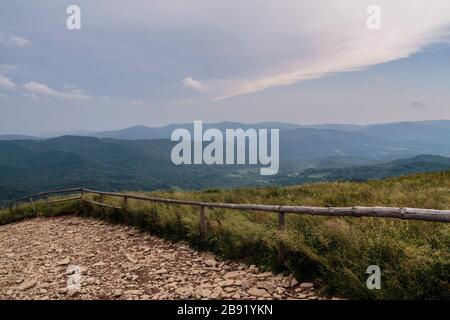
[0, 0, 450, 135]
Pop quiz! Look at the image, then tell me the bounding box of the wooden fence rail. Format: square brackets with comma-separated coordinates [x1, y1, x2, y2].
[0, 188, 82, 209]
[81, 188, 450, 223]
[1, 187, 449, 264]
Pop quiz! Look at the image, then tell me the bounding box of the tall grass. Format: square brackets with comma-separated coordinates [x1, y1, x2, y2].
[1, 171, 449, 299]
[0, 199, 81, 225]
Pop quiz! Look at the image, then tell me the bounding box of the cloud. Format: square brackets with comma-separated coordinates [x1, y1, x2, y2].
[0, 74, 16, 90]
[208, 1, 450, 100]
[23, 81, 91, 100]
[131, 99, 144, 106]
[9, 36, 31, 47]
[0, 33, 31, 47]
[182, 77, 206, 92]
[22, 82, 139, 104]
[2, 0, 450, 104]
[79, 0, 450, 100]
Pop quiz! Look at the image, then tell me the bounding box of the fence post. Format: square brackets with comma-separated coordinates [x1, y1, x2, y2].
[199, 206, 207, 241]
[123, 196, 128, 210]
[45, 193, 51, 209]
[30, 198, 36, 215]
[277, 212, 286, 265]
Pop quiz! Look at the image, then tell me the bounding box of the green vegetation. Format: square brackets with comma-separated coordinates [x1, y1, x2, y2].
[274, 155, 450, 185]
[2, 135, 450, 202]
[0, 199, 80, 226]
[1, 171, 449, 299]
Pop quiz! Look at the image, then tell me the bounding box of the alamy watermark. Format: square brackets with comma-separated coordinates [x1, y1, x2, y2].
[67, 265, 81, 291]
[66, 5, 81, 30]
[366, 265, 381, 289]
[367, 5, 381, 30]
[65, 5, 380, 31]
[171, 121, 279, 175]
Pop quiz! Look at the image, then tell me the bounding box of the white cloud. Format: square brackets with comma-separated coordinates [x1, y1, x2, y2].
[22, 93, 38, 100]
[96, 0, 450, 100]
[131, 99, 144, 106]
[103, 0, 449, 100]
[3, 1, 450, 103]
[0, 73, 16, 90]
[9, 36, 31, 47]
[23, 81, 92, 100]
[205, 0, 450, 100]
[0, 33, 31, 47]
[182, 77, 206, 92]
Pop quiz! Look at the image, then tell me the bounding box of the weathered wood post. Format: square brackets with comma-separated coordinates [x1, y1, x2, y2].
[100, 193, 105, 214]
[123, 196, 128, 210]
[45, 193, 51, 209]
[277, 212, 286, 265]
[199, 205, 207, 241]
[30, 198, 36, 215]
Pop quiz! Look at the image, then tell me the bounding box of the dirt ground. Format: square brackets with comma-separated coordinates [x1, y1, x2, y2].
[0, 216, 328, 300]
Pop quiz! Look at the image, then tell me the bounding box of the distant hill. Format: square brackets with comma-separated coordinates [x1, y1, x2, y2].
[0, 135, 41, 141]
[415, 119, 450, 129]
[91, 122, 302, 140]
[0, 136, 255, 200]
[87, 121, 450, 165]
[1, 119, 450, 201]
[274, 155, 450, 185]
[3, 120, 450, 144]
[302, 123, 363, 131]
[1, 133, 450, 201]
[359, 122, 450, 145]
[88, 120, 450, 152]
[279, 128, 404, 163]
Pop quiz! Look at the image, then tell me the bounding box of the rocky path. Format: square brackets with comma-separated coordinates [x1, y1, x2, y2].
[0, 216, 327, 300]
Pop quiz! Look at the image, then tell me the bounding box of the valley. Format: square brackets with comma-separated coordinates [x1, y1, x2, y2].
[1, 120, 450, 202]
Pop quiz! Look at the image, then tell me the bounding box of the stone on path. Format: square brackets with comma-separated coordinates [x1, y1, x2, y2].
[300, 282, 314, 290]
[0, 216, 329, 301]
[247, 287, 267, 297]
[17, 279, 37, 291]
[205, 259, 217, 267]
[57, 257, 70, 266]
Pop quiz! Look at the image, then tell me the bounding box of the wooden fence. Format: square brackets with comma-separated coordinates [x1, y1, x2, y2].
[1, 187, 449, 263]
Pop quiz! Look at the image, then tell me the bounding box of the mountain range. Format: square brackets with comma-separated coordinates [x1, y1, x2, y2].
[1, 120, 450, 201]
[3, 119, 450, 143]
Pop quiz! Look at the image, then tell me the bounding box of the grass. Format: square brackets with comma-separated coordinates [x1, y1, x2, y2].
[1, 171, 449, 299]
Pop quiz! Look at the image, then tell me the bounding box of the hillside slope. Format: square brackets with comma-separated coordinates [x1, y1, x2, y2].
[1, 171, 449, 299]
[2, 135, 450, 201]
[119, 171, 450, 299]
[274, 155, 450, 185]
